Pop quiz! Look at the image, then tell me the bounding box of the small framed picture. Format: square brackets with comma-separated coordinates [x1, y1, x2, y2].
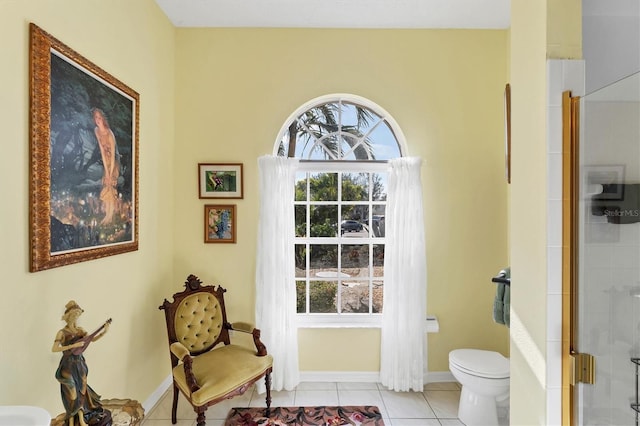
[204, 205, 236, 243]
[198, 163, 243, 199]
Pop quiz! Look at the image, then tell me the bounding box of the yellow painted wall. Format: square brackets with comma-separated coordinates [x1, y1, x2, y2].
[509, 0, 582, 423]
[0, 0, 175, 416]
[509, 0, 549, 422]
[547, 0, 582, 59]
[173, 28, 510, 374]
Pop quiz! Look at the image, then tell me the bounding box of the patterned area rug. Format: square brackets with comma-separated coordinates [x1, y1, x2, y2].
[224, 406, 385, 425]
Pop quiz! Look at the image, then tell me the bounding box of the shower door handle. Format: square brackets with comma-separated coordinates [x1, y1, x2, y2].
[570, 352, 595, 385]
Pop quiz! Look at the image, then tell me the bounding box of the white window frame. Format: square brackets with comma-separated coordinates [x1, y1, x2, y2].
[295, 161, 387, 328]
[274, 94, 408, 328]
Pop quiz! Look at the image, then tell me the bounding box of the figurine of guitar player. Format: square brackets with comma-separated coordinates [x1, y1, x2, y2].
[52, 300, 113, 426]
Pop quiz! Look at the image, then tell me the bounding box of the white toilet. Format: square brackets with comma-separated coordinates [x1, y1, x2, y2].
[449, 349, 510, 426]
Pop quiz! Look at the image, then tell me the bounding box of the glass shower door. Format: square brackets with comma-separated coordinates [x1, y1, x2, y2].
[578, 71, 640, 425]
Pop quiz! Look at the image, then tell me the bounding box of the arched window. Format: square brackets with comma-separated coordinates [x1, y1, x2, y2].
[276, 95, 405, 160]
[275, 94, 406, 326]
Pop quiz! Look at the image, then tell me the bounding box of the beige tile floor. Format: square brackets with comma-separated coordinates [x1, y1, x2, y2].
[141, 381, 468, 426]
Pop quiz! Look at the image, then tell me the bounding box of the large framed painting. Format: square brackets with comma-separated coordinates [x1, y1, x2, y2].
[29, 24, 139, 272]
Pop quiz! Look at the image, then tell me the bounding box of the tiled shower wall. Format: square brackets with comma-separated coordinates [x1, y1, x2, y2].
[548, 60, 640, 425]
[580, 75, 640, 425]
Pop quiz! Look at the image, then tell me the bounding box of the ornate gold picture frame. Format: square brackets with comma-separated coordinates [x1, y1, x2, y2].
[29, 24, 139, 271]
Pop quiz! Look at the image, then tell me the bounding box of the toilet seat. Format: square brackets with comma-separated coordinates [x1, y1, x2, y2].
[449, 349, 509, 379]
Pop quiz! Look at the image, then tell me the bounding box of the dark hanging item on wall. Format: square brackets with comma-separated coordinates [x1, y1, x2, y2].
[591, 183, 640, 224]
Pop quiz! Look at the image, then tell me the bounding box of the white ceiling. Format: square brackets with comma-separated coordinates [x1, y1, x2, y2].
[154, 0, 511, 29]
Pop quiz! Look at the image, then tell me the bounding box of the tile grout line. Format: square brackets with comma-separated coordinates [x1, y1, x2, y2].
[142, 382, 466, 425]
[377, 386, 392, 424]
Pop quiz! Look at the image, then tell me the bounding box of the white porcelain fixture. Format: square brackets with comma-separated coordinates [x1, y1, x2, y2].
[449, 349, 510, 426]
[0, 406, 51, 426]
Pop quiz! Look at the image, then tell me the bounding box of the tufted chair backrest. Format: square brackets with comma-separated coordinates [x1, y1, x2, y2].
[174, 292, 224, 353]
[159, 275, 232, 361]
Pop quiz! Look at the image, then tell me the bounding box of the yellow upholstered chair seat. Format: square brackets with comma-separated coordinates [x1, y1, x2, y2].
[159, 275, 273, 426]
[172, 344, 273, 406]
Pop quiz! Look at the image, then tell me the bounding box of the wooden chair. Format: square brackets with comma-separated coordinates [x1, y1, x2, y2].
[159, 274, 272, 425]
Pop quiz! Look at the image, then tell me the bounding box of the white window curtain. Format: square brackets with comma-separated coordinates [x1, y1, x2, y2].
[255, 155, 300, 392]
[380, 156, 427, 392]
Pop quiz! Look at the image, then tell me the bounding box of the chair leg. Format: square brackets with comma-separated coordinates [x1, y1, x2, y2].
[265, 372, 272, 416]
[171, 383, 179, 424]
[196, 408, 206, 426]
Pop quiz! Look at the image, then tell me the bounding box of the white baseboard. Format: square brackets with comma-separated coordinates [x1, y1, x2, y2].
[143, 374, 172, 414]
[425, 371, 456, 383]
[298, 370, 456, 384]
[300, 371, 381, 383]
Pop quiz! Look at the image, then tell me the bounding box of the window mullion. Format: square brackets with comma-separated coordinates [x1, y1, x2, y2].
[369, 242, 374, 314]
[305, 243, 310, 314]
[337, 171, 342, 314]
[305, 174, 311, 314]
